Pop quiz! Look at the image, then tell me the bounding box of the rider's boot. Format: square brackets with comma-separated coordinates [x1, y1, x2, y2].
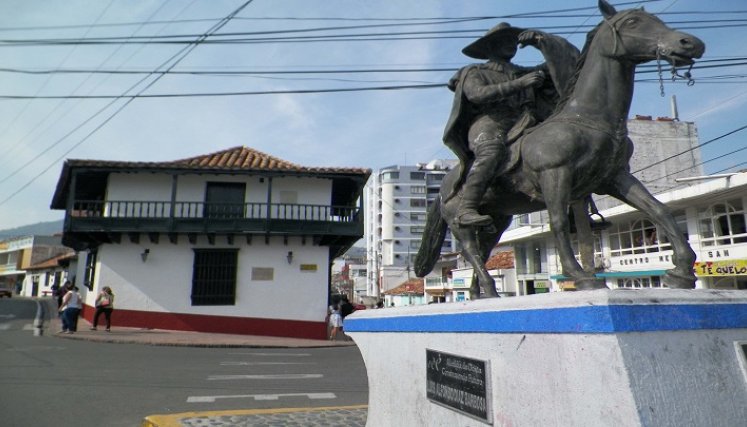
[456, 142, 502, 226]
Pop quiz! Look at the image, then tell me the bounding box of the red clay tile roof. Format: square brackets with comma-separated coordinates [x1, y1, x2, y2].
[63, 146, 370, 175]
[25, 252, 75, 271]
[382, 278, 424, 296]
[485, 251, 514, 270]
[51, 146, 371, 209]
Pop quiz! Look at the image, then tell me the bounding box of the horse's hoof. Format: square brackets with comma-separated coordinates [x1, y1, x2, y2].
[574, 277, 608, 290]
[664, 270, 696, 289]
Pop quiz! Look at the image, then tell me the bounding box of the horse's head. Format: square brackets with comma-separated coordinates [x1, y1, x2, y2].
[597, 0, 704, 66]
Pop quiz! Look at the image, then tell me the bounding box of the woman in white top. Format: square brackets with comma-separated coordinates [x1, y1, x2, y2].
[59, 284, 82, 333]
[328, 304, 342, 340]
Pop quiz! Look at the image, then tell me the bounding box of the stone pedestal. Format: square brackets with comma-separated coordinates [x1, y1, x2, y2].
[346, 290, 747, 427]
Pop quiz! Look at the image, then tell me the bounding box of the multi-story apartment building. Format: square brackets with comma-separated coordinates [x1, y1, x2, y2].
[502, 171, 747, 292]
[365, 159, 458, 296]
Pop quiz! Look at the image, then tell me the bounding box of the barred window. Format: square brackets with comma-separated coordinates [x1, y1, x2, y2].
[191, 249, 239, 306]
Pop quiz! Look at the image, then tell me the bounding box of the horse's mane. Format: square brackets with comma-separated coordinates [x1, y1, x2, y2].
[550, 22, 603, 115]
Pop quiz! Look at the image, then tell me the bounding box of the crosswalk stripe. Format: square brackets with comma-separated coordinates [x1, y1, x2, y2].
[187, 392, 336, 403]
[208, 373, 322, 380]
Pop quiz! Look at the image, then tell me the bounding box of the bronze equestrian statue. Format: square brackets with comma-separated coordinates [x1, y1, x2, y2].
[415, 0, 705, 297]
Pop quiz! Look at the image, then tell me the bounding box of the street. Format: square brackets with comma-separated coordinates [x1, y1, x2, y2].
[0, 298, 368, 427]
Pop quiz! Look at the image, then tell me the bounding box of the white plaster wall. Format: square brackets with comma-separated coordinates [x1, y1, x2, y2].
[107, 173, 172, 201]
[108, 173, 332, 206]
[89, 236, 329, 322]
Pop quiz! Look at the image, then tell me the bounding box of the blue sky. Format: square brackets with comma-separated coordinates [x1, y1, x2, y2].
[0, 0, 745, 229]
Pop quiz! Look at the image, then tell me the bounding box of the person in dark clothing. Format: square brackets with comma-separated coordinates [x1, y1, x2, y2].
[91, 286, 114, 331]
[340, 295, 354, 319]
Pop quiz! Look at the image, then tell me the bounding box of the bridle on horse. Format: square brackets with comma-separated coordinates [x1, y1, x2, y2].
[601, 8, 695, 97]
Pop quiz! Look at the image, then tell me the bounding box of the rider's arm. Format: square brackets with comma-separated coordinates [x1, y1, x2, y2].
[461, 68, 522, 104]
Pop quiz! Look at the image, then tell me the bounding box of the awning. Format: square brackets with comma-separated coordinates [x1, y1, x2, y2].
[551, 270, 667, 280]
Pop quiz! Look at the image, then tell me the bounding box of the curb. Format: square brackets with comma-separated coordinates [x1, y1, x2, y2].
[141, 405, 368, 427]
[53, 332, 357, 348]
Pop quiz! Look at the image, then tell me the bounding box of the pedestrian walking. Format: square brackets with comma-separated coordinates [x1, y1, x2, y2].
[90, 286, 114, 332]
[59, 284, 82, 333]
[328, 304, 342, 341]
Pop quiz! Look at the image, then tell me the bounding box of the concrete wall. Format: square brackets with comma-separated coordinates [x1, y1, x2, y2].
[348, 290, 747, 427]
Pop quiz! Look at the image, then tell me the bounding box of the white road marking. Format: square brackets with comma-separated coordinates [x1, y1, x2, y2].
[0, 314, 16, 319]
[187, 392, 336, 403]
[227, 352, 311, 357]
[220, 361, 312, 366]
[0, 324, 11, 330]
[6, 346, 66, 351]
[207, 373, 322, 380]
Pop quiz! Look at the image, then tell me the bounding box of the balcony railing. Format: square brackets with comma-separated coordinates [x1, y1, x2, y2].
[67, 200, 362, 236]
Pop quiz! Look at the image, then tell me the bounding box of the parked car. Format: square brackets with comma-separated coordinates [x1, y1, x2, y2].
[0, 285, 12, 298]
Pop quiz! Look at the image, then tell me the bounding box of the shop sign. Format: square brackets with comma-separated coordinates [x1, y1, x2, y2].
[535, 280, 548, 288]
[300, 264, 317, 272]
[694, 260, 747, 276]
[426, 349, 490, 423]
[451, 278, 470, 289]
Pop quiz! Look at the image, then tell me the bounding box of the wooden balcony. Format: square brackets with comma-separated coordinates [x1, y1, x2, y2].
[65, 199, 363, 237]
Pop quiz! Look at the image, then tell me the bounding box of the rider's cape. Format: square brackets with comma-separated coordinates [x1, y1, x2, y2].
[443, 33, 581, 201]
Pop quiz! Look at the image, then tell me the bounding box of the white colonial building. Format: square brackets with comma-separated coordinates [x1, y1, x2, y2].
[50, 146, 370, 339]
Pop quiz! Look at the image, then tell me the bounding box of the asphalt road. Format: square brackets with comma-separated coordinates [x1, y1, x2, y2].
[0, 298, 368, 427]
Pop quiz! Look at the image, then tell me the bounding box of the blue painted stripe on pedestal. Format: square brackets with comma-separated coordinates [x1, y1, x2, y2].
[344, 304, 747, 334]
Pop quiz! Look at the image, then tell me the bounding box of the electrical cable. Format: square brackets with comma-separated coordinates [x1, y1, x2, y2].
[0, 0, 257, 205]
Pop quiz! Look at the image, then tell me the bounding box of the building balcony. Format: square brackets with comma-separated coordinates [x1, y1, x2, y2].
[425, 276, 449, 290]
[64, 199, 363, 237]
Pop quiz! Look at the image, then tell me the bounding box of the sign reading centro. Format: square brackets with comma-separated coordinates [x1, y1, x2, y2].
[694, 260, 747, 276]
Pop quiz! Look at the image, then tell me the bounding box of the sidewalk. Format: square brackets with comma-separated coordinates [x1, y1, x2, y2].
[53, 323, 357, 348]
[46, 304, 355, 348]
[45, 310, 366, 426]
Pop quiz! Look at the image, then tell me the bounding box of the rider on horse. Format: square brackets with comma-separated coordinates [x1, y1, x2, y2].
[443, 23, 579, 226]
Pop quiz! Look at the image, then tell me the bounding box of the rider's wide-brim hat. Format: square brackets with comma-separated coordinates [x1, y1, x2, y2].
[462, 22, 524, 59]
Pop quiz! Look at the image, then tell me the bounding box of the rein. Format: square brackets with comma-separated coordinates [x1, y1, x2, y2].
[656, 50, 695, 97]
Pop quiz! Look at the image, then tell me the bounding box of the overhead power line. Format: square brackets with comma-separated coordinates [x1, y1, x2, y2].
[2, 56, 747, 77]
[0, 0, 258, 206]
[0, 83, 446, 100]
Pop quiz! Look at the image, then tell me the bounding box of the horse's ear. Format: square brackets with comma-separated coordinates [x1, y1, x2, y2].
[599, 0, 617, 19]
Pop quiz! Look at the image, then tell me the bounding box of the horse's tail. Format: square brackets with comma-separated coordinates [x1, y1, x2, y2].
[415, 195, 448, 277]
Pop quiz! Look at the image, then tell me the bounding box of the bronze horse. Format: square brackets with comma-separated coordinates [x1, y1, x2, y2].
[415, 1, 705, 297]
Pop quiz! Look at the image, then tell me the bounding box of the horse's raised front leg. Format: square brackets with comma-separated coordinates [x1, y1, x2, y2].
[608, 171, 696, 289]
[539, 168, 606, 290]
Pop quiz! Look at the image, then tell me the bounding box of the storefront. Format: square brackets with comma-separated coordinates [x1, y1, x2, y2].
[694, 259, 747, 289]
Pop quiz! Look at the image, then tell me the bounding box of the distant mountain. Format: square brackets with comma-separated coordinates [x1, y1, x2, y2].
[0, 219, 64, 239]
